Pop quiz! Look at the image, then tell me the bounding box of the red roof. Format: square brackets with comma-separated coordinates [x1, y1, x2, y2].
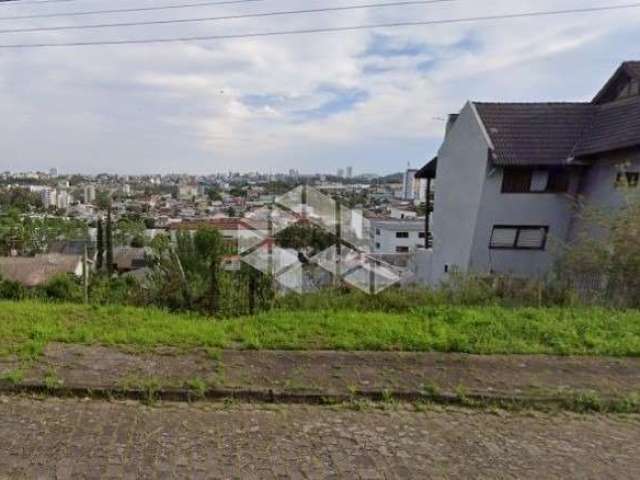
[166, 218, 267, 231]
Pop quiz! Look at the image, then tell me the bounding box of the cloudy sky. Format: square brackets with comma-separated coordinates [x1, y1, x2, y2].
[0, 0, 638, 175]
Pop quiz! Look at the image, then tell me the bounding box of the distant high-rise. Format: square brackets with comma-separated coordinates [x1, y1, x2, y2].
[56, 190, 71, 210]
[402, 169, 418, 200]
[346, 166, 353, 179]
[49, 168, 58, 178]
[83, 185, 96, 204]
[41, 188, 57, 209]
[337, 168, 345, 178]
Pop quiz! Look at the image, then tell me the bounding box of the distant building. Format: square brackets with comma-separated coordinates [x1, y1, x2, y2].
[402, 169, 418, 200]
[370, 218, 425, 253]
[49, 168, 58, 178]
[389, 206, 419, 220]
[113, 247, 147, 273]
[178, 184, 199, 200]
[0, 254, 84, 287]
[56, 190, 71, 210]
[337, 168, 345, 178]
[41, 188, 57, 209]
[346, 166, 353, 179]
[83, 185, 96, 204]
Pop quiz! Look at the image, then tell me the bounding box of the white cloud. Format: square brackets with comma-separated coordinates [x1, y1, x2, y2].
[0, 0, 638, 174]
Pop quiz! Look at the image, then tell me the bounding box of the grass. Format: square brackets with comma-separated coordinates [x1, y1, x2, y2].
[0, 368, 24, 385]
[1, 301, 640, 358]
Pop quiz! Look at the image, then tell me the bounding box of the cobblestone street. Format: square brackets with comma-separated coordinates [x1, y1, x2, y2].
[0, 397, 639, 479]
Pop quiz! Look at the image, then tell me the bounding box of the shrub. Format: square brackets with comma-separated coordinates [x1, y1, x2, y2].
[0, 278, 26, 301]
[557, 191, 640, 307]
[38, 274, 83, 303]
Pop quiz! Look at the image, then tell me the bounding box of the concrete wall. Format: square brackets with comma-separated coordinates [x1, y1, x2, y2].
[569, 148, 640, 241]
[429, 102, 491, 284]
[468, 167, 581, 278]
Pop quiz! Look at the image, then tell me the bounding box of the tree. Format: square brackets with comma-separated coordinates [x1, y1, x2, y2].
[206, 188, 223, 202]
[95, 190, 111, 210]
[193, 228, 224, 314]
[558, 190, 640, 307]
[275, 222, 336, 257]
[106, 205, 114, 276]
[96, 217, 104, 271]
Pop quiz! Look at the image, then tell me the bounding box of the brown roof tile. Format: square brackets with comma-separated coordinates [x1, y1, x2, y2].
[574, 96, 640, 157]
[0, 254, 82, 287]
[473, 102, 595, 166]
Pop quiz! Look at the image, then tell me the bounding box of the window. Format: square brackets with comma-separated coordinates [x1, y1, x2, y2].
[502, 169, 532, 193]
[547, 170, 571, 192]
[490, 226, 548, 250]
[616, 172, 639, 188]
[530, 170, 549, 192]
[375, 242, 381, 249]
[396, 232, 409, 238]
[418, 232, 426, 239]
[375, 228, 381, 236]
[396, 246, 410, 253]
[502, 168, 570, 193]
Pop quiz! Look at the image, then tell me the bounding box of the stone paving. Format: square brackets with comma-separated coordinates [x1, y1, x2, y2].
[0, 396, 639, 479]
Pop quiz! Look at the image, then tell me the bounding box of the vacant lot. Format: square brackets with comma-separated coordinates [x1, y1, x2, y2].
[1, 301, 640, 358]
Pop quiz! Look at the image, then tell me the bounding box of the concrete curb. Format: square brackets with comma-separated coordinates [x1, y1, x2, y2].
[1, 382, 636, 412]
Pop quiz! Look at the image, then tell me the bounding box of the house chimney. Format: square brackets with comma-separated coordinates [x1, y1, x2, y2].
[445, 114, 459, 136]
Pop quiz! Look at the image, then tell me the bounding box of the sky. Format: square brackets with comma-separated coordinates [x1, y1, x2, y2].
[0, 0, 639, 175]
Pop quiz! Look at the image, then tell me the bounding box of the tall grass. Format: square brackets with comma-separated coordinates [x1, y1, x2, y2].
[1, 300, 639, 358]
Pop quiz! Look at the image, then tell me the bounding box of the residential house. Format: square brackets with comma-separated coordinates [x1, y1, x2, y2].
[112, 247, 147, 274]
[0, 254, 85, 287]
[416, 61, 640, 284]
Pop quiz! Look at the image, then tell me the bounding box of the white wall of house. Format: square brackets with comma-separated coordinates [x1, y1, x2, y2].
[428, 102, 492, 284]
[569, 148, 640, 241]
[467, 166, 581, 279]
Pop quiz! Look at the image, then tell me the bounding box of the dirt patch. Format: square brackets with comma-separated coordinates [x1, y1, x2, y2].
[12, 343, 640, 403]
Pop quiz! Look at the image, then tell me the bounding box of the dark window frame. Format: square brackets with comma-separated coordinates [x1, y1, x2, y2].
[615, 171, 639, 188]
[395, 231, 409, 238]
[395, 246, 410, 253]
[501, 168, 570, 194]
[490, 225, 549, 251]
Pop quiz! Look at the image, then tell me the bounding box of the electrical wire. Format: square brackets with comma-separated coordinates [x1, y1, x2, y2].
[0, 3, 638, 48]
[0, 0, 455, 34]
[0, 0, 268, 20]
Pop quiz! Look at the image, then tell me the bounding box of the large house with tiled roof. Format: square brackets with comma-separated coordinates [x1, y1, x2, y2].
[417, 61, 640, 284]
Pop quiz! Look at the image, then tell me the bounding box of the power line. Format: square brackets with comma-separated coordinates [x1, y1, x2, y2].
[1, 3, 639, 48]
[0, 0, 454, 34]
[0, 0, 79, 4]
[0, 0, 268, 20]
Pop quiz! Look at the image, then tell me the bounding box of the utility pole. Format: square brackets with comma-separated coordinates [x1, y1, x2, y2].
[96, 216, 104, 271]
[106, 205, 114, 276]
[334, 197, 341, 288]
[82, 244, 89, 304]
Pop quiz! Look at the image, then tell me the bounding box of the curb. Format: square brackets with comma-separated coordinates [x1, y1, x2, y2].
[1, 383, 636, 412]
